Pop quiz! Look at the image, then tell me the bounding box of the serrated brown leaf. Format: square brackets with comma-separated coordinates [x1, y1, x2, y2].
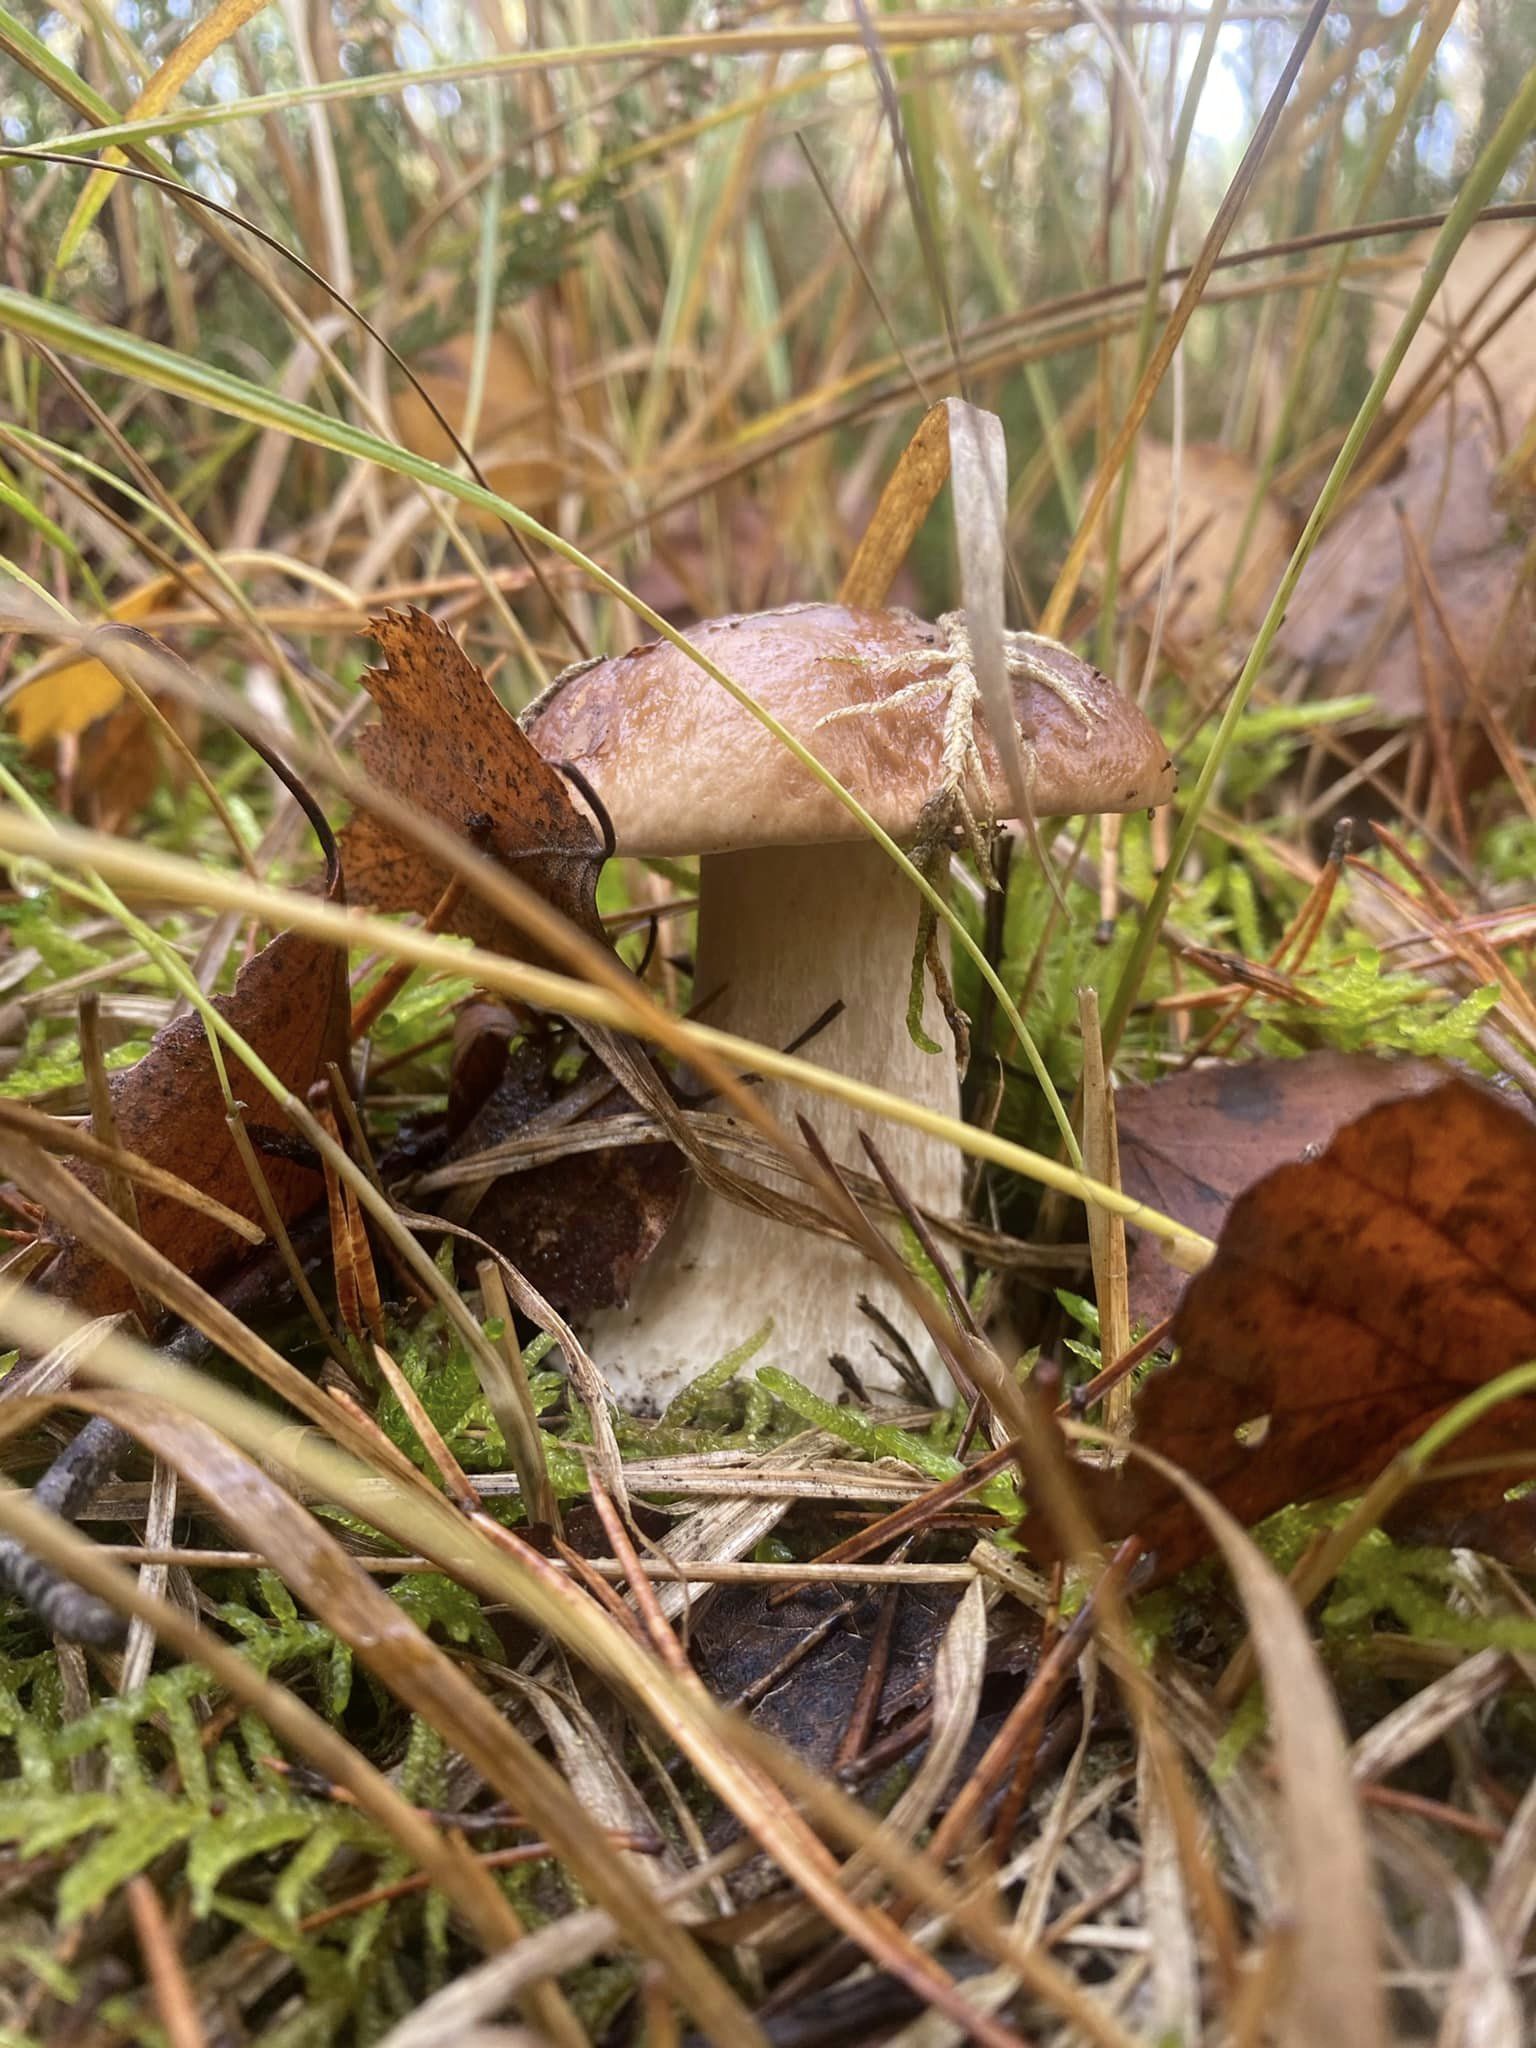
[39, 830, 349, 1322]
[1033, 1077, 1536, 1579]
[341, 609, 604, 963]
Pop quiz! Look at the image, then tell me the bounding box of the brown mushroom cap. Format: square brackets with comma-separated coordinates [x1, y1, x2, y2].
[523, 602, 1176, 856]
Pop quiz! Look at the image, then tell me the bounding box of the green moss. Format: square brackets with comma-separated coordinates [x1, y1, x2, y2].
[755, 1366, 1022, 1519]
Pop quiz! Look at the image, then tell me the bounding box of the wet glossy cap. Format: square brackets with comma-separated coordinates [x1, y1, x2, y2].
[523, 602, 1176, 857]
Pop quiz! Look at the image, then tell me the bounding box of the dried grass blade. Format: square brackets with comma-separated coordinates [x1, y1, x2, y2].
[54, 0, 271, 267]
[1078, 988, 1131, 1434]
[417, 1215, 624, 1514]
[1135, 1735, 1200, 2044]
[948, 399, 1032, 830]
[475, 1259, 562, 1531]
[372, 1340, 480, 1511]
[928, 1540, 1136, 1866]
[375, 1845, 759, 2048]
[0, 801, 1212, 1265]
[117, 1452, 176, 1695]
[126, 1873, 208, 2048]
[842, 1575, 988, 1898]
[0, 1131, 397, 1470]
[0, 1289, 1126, 2046]
[1102, 54, 1536, 1052]
[1483, 1750, 1536, 1960]
[839, 400, 952, 607]
[1042, 0, 1335, 638]
[478, 1532, 1039, 2048]
[0, 1098, 263, 1245]
[1127, 1443, 1387, 2048]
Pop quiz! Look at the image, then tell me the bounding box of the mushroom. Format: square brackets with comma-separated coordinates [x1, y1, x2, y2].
[523, 602, 1175, 1411]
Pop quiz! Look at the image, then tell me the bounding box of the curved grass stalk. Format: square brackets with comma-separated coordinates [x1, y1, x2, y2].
[1213, 0, 1462, 626]
[13, 12, 1075, 161]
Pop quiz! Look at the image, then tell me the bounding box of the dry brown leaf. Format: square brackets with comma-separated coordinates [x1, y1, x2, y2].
[1117, 1052, 1449, 1326]
[1281, 225, 1536, 722]
[626, 493, 781, 626]
[391, 328, 564, 527]
[1114, 441, 1296, 641]
[1369, 222, 1536, 442]
[39, 798, 349, 1322]
[340, 609, 605, 964]
[443, 1008, 685, 1316]
[62, 689, 201, 833]
[1034, 1077, 1536, 1580]
[469, 1141, 685, 1318]
[1279, 409, 1535, 721]
[694, 1582, 967, 1775]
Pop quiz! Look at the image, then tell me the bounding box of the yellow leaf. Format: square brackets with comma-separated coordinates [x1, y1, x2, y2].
[57, 0, 273, 270]
[10, 576, 174, 746]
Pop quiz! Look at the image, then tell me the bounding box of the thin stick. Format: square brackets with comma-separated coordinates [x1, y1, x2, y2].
[126, 1877, 207, 2048]
[928, 1539, 1139, 1864]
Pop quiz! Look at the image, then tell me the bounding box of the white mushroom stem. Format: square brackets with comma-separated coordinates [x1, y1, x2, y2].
[586, 840, 963, 1411]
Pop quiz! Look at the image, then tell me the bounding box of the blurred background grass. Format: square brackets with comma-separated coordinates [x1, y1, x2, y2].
[3, 0, 1529, 681]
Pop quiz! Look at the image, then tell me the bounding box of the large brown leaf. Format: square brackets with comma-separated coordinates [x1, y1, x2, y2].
[38, 788, 350, 1322]
[1033, 1077, 1536, 1578]
[340, 609, 605, 962]
[1281, 226, 1536, 726]
[1112, 440, 1295, 642]
[1117, 1052, 1448, 1327]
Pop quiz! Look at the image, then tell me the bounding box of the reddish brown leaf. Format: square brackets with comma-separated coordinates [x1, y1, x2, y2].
[1033, 1077, 1536, 1579]
[1118, 1052, 1449, 1326]
[340, 609, 605, 963]
[40, 810, 349, 1322]
[1385, 1484, 1536, 1569]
